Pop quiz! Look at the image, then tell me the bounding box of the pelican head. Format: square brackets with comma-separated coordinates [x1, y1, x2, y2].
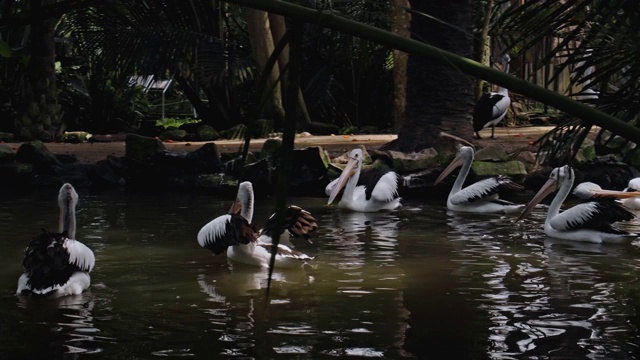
[517, 165, 572, 221]
[574, 181, 640, 200]
[58, 183, 78, 239]
[230, 181, 254, 223]
[327, 149, 364, 205]
[434, 146, 474, 186]
[501, 53, 511, 65]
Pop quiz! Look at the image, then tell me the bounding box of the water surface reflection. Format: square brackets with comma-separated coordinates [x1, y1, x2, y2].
[1, 192, 640, 358]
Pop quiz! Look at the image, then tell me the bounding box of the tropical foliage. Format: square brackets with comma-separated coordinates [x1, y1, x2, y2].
[498, 0, 640, 165]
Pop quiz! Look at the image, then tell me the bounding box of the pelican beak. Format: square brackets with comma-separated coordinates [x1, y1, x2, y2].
[327, 157, 358, 205]
[590, 189, 640, 199]
[516, 178, 559, 222]
[229, 198, 242, 215]
[434, 154, 464, 185]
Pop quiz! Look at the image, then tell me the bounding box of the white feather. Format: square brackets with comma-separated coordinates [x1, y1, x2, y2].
[197, 214, 232, 248]
[550, 202, 600, 231]
[64, 239, 95, 272]
[371, 172, 399, 202]
[449, 178, 500, 205]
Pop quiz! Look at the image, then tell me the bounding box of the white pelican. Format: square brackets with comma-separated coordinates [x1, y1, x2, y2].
[518, 165, 638, 243]
[573, 181, 640, 202]
[473, 54, 511, 139]
[17, 183, 95, 298]
[622, 178, 640, 210]
[197, 181, 318, 268]
[434, 146, 524, 214]
[326, 149, 401, 212]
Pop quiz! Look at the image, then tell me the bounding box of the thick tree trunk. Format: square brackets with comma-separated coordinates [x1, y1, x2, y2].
[383, 0, 475, 152]
[390, 0, 411, 133]
[474, 0, 494, 100]
[19, 0, 62, 140]
[268, 13, 311, 128]
[246, 9, 285, 125]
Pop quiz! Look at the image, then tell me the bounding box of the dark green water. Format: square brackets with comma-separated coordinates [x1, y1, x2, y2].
[2, 188, 640, 359]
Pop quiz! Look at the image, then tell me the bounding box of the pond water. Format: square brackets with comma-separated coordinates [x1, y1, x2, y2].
[2, 188, 640, 359]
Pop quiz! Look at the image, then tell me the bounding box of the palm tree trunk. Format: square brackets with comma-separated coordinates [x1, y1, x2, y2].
[390, 0, 411, 132]
[20, 0, 62, 140]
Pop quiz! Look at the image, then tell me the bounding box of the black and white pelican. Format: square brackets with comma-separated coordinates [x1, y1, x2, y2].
[572, 181, 640, 202]
[17, 183, 95, 298]
[197, 181, 318, 268]
[326, 149, 401, 212]
[434, 146, 524, 214]
[473, 54, 511, 139]
[518, 165, 637, 243]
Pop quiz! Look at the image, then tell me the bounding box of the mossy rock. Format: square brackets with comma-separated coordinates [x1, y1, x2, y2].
[125, 134, 166, 163]
[471, 160, 527, 179]
[259, 138, 282, 160]
[196, 125, 219, 141]
[575, 138, 596, 164]
[160, 129, 187, 141]
[221, 124, 247, 140]
[340, 126, 358, 135]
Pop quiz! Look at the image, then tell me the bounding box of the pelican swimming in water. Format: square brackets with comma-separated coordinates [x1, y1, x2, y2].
[518, 165, 638, 243]
[572, 181, 640, 202]
[326, 149, 401, 212]
[198, 181, 318, 268]
[17, 183, 95, 298]
[434, 146, 524, 214]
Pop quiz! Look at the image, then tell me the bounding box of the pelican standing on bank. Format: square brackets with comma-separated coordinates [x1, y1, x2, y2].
[518, 165, 637, 243]
[434, 146, 524, 214]
[326, 149, 401, 212]
[198, 181, 318, 268]
[473, 54, 511, 139]
[17, 183, 95, 297]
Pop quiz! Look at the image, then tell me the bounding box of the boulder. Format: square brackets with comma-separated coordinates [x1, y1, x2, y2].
[471, 160, 527, 179]
[125, 134, 166, 163]
[221, 124, 247, 140]
[15, 140, 62, 175]
[196, 125, 219, 141]
[92, 155, 126, 188]
[185, 143, 224, 174]
[386, 148, 439, 174]
[160, 129, 187, 141]
[474, 144, 509, 162]
[259, 138, 282, 160]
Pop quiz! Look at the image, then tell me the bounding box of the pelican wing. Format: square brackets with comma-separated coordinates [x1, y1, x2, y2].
[491, 95, 511, 119]
[259, 243, 314, 261]
[369, 171, 400, 202]
[450, 176, 523, 205]
[198, 214, 257, 255]
[260, 206, 318, 241]
[64, 239, 95, 272]
[551, 199, 635, 233]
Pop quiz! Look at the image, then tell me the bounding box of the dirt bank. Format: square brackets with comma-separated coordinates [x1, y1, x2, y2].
[4, 126, 568, 165]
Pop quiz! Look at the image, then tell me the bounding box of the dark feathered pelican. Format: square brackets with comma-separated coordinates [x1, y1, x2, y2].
[197, 181, 318, 268]
[16, 183, 95, 297]
[473, 54, 511, 139]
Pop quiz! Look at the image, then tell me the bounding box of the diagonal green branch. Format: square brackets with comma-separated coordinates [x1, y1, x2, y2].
[221, 0, 640, 144]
